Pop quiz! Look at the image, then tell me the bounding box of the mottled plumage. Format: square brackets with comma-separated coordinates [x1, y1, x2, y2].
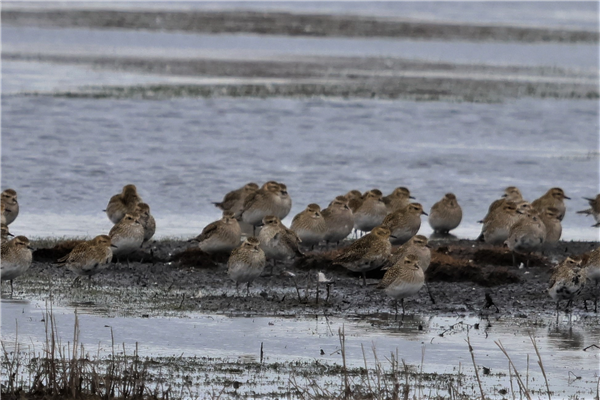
[504, 211, 547, 266]
[548, 257, 584, 313]
[385, 235, 431, 273]
[57, 235, 114, 278]
[382, 203, 427, 245]
[193, 211, 241, 254]
[382, 187, 414, 213]
[1, 235, 33, 295]
[486, 186, 523, 215]
[213, 182, 259, 215]
[478, 201, 522, 245]
[577, 194, 600, 227]
[134, 202, 156, 243]
[539, 207, 562, 245]
[1, 189, 19, 226]
[333, 226, 392, 286]
[531, 187, 570, 221]
[109, 213, 145, 257]
[238, 182, 284, 229]
[322, 196, 354, 244]
[353, 190, 388, 233]
[580, 247, 600, 312]
[1, 224, 13, 243]
[227, 237, 266, 295]
[377, 253, 424, 317]
[258, 215, 303, 261]
[428, 193, 462, 234]
[105, 184, 143, 224]
[290, 203, 327, 248]
[345, 190, 364, 213]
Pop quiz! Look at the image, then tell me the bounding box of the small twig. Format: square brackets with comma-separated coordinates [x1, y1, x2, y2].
[583, 344, 600, 351]
[466, 335, 486, 400]
[529, 333, 551, 400]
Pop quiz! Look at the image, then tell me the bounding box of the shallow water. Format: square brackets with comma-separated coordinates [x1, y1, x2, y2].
[4, 1, 599, 31]
[3, 26, 599, 70]
[2, 95, 598, 240]
[2, 299, 599, 398]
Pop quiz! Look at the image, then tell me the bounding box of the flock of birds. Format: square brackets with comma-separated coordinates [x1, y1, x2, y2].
[1, 182, 599, 317]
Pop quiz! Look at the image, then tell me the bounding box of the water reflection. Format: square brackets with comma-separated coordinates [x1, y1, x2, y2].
[548, 325, 585, 350]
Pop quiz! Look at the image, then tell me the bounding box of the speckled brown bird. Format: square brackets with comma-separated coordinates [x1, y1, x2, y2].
[333, 225, 392, 287]
[531, 187, 570, 221]
[109, 213, 145, 257]
[428, 193, 462, 234]
[382, 203, 427, 245]
[1, 189, 19, 226]
[539, 207, 562, 245]
[486, 186, 524, 215]
[382, 187, 415, 213]
[385, 235, 431, 273]
[577, 194, 600, 227]
[290, 203, 327, 248]
[213, 182, 259, 215]
[238, 182, 283, 232]
[227, 237, 266, 296]
[353, 190, 388, 234]
[377, 253, 424, 318]
[105, 184, 143, 224]
[57, 235, 115, 284]
[504, 211, 547, 266]
[548, 257, 584, 316]
[192, 210, 241, 254]
[258, 215, 303, 263]
[1, 224, 13, 243]
[276, 182, 293, 220]
[322, 195, 354, 245]
[345, 190, 364, 213]
[1, 235, 33, 296]
[478, 201, 522, 245]
[134, 202, 156, 243]
[580, 247, 600, 312]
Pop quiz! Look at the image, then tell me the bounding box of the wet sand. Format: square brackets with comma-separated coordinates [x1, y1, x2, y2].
[15, 238, 599, 320]
[3, 9, 598, 43]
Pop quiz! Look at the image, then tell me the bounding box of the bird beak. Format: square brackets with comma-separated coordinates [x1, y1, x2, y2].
[426, 244, 432, 248]
[583, 197, 594, 201]
[111, 244, 118, 248]
[421, 211, 428, 216]
[390, 235, 397, 239]
[27, 245, 34, 250]
[7, 232, 14, 237]
[501, 194, 508, 198]
[563, 195, 571, 200]
[409, 196, 416, 199]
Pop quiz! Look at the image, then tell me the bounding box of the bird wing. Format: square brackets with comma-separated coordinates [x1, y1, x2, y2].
[197, 221, 219, 242]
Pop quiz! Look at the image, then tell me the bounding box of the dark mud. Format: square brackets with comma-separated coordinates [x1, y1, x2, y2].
[3, 9, 598, 43]
[14, 238, 599, 319]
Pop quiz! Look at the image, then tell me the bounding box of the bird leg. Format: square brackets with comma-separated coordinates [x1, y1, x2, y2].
[235, 282, 240, 295]
[361, 272, 367, 288]
[394, 299, 398, 321]
[512, 251, 517, 267]
[10, 280, 14, 298]
[246, 282, 251, 297]
[401, 298, 406, 318]
[425, 281, 436, 304]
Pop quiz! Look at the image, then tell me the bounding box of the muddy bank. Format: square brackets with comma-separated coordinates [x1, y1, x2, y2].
[11, 238, 599, 320]
[4, 53, 597, 102]
[2, 9, 598, 43]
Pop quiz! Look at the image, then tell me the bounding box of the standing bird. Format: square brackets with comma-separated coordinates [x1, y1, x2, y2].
[577, 194, 600, 227]
[382, 203, 427, 245]
[276, 182, 293, 220]
[428, 193, 462, 234]
[353, 190, 388, 234]
[486, 186, 524, 215]
[382, 187, 415, 213]
[105, 184, 143, 224]
[1, 235, 33, 296]
[548, 257, 585, 319]
[504, 211, 547, 267]
[56, 235, 115, 285]
[333, 226, 392, 287]
[213, 182, 259, 215]
[580, 247, 600, 312]
[238, 182, 283, 234]
[539, 207, 562, 245]
[1, 189, 19, 226]
[322, 196, 354, 246]
[227, 237, 266, 296]
[377, 253, 425, 319]
[290, 204, 327, 249]
[191, 210, 241, 254]
[109, 213, 145, 257]
[478, 201, 522, 245]
[258, 215, 303, 274]
[134, 202, 156, 243]
[531, 187, 570, 221]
